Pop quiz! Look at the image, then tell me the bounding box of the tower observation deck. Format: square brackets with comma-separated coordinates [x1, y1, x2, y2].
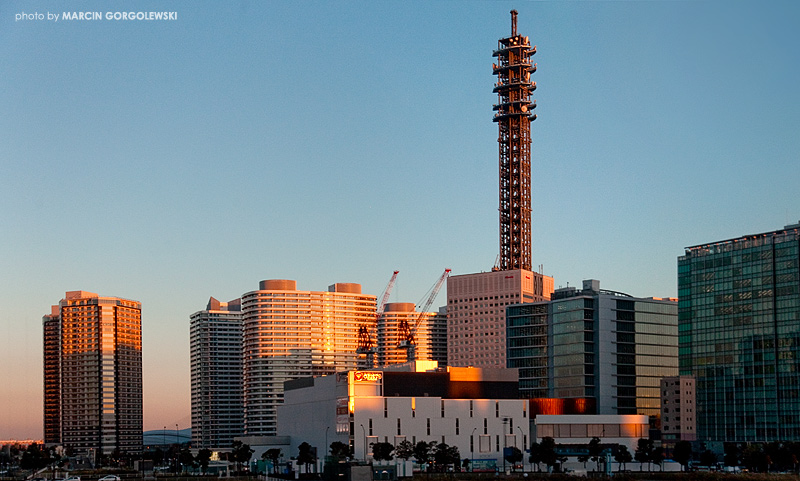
[493, 10, 537, 271]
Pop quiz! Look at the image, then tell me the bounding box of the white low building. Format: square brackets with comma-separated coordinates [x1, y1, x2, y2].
[277, 362, 529, 472]
[533, 414, 649, 454]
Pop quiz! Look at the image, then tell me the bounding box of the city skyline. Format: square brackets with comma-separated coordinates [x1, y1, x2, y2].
[2, 1, 799, 440]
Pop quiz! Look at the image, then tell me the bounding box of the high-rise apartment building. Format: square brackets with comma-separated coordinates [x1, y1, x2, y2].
[678, 223, 800, 442]
[190, 297, 244, 449]
[42, 291, 143, 455]
[506, 280, 678, 424]
[242, 280, 376, 436]
[447, 269, 552, 368]
[375, 303, 447, 366]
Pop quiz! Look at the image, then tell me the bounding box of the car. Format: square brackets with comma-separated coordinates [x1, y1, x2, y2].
[64, 477, 81, 481]
[99, 476, 120, 481]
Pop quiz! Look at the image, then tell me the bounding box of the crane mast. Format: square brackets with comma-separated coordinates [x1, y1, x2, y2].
[397, 268, 451, 361]
[357, 270, 399, 368]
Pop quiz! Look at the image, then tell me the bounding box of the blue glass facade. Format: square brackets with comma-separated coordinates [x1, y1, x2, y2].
[678, 224, 800, 442]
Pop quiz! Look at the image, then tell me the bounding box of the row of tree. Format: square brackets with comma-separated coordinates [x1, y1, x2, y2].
[671, 440, 800, 473]
[526, 437, 664, 472]
[264, 440, 463, 473]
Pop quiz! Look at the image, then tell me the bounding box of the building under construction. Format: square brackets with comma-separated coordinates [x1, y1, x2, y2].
[446, 10, 553, 369]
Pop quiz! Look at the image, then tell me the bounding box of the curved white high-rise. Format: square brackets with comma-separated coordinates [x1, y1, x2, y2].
[242, 280, 376, 436]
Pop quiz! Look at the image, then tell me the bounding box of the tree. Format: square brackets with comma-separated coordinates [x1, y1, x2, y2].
[412, 441, 433, 470]
[394, 440, 414, 462]
[588, 437, 602, 471]
[178, 448, 195, 473]
[724, 443, 740, 468]
[505, 447, 523, 472]
[539, 437, 558, 472]
[197, 448, 212, 474]
[529, 442, 543, 472]
[634, 438, 653, 471]
[152, 448, 165, 468]
[651, 446, 664, 471]
[371, 442, 394, 462]
[614, 445, 633, 472]
[20, 443, 51, 470]
[262, 448, 282, 474]
[329, 442, 350, 460]
[432, 443, 460, 472]
[741, 444, 764, 472]
[700, 449, 718, 468]
[672, 441, 693, 471]
[297, 442, 316, 474]
[231, 440, 253, 473]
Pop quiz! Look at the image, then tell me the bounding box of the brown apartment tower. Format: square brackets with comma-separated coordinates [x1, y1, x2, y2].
[43, 291, 143, 456]
[447, 11, 552, 369]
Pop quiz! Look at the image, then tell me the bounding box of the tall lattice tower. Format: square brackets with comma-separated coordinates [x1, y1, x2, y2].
[493, 10, 537, 271]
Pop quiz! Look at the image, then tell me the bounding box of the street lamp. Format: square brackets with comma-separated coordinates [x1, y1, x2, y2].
[516, 426, 526, 473]
[325, 426, 330, 460]
[360, 424, 367, 462]
[471, 427, 478, 472]
[175, 424, 180, 474]
[502, 418, 509, 474]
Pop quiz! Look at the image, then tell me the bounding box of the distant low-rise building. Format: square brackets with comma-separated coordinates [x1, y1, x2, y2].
[660, 375, 696, 445]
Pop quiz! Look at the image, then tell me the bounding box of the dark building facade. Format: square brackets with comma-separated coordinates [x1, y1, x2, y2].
[678, 223, 800, 442]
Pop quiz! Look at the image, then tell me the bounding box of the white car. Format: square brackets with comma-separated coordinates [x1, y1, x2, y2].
[99, 476, 120, 481]
[64, 477, 81, 481]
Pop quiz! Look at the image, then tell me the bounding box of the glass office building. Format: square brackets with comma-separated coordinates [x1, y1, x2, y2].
[508, 280, 678, 423]
[678, 223, 800, 442]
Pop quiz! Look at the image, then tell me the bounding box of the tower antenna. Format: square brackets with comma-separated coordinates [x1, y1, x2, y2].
[511, 9, 518, 36]
[493, 10, 537, 271]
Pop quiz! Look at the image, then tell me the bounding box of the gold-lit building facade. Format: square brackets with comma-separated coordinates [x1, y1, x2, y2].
[42, 291, 143, 455]
[241, 280, 376, 436]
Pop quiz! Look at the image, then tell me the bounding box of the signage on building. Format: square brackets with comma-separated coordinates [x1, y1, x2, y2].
[353, 371, 382, 382]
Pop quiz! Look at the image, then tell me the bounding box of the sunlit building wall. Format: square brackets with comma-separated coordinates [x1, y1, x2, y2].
[678, 223, 800, 442]
[190, 297, 244, 449]
[507, 280, 678, 425]
[376, 303, 447, 366]
[242, 280, 376, 436]
[42, 291, 143, 455]
[447, 269, 553, 368]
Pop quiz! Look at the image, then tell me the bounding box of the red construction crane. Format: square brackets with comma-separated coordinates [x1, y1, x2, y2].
[357, 270, 399, 367]
[397, 268, 451, 360]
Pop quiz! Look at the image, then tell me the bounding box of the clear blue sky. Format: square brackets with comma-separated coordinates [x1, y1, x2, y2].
[1, 0, 798, 440]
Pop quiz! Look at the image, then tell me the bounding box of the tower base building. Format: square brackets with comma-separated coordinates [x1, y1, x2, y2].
[447, 269, 553, 368]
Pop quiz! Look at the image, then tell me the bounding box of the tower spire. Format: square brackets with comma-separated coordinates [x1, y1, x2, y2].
[493, 10, 537, 271]
[511, 9, 518, 36]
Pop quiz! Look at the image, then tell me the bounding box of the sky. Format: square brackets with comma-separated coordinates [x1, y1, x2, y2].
[1, 0, 799, 440]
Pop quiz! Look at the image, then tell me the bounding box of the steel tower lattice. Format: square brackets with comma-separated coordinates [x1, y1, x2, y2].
[493, 10, 537, 271]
